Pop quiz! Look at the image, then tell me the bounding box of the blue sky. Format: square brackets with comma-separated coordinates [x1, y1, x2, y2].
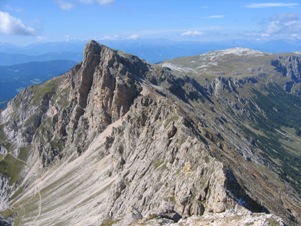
[0, 0, 300, 45]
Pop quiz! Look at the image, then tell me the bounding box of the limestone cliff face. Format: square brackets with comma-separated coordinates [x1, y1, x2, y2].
[271, 55, 301, 93]
[1, 40, 147, 167]
[0, 41, 300, 226]
[272, 56, 301, 82]
[62, 40, 146, 156]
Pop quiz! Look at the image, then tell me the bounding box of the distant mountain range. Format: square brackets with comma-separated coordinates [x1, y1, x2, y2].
[1, 39, 301, 65]
[0, 60, 77, 109]
[0, 52, 82, 66]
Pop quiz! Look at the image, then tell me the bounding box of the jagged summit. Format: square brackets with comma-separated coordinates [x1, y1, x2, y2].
[83, 39, 148, 63]
[0, 40, 300, 226]
[86, 39, 100, 47]
[82, 39, 102, 64]
[85, 39, 102, 52]
[83, 39, 118, 63]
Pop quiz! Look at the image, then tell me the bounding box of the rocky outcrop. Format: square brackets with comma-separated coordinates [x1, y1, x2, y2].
[272, 56, 301, 82]
[63, 40, 145, 156]
[0, 175, 9, 211]
[104, 95, 238, 221]
[0, 175, 12, 226]
[271, 55, 301, 95]
[0, 217, 12, 226]
[133, 210, 285, 226]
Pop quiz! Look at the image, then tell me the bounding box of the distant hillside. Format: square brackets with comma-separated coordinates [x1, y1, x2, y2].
[0, 60, 77, 108]
[0, 52, 82, 66]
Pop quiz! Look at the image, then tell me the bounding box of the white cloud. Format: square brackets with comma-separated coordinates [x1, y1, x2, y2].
[270, 13, 299, 22]
[291, 34, 301, 38]
[127, 34, 140, 40]
[247, 32, 271, 37]
[57, 0, 75, 10]
[0, 11, 35, 36]
[99, 34, 119, 40]
[64, 34, 71, 41]
[207, 15, 224, 19]
[245, 3, 298, 8]
[80, 0, 114, 5]
[266, 13, 301, 34]
[37, 35, 47, 41]
[181, 30, 204, 36]
[248, 13, 301, 40]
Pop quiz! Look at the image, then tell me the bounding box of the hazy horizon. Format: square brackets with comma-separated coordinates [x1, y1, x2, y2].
[0, 0, 300, 46]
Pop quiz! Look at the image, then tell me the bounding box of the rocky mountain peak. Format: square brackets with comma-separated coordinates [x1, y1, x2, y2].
[83, 39, 118, 67]
[85, 39, 101, 50]
[82, 39, 102, 65]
